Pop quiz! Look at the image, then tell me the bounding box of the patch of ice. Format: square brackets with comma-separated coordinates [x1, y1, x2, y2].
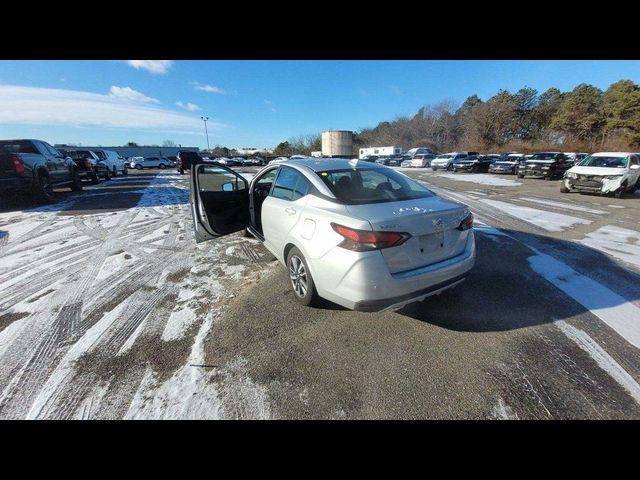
[480, 199, 591, 232]
[608, 205, 626, 209]
[580, 225, 640, 270]
[436, 173, 522, 187]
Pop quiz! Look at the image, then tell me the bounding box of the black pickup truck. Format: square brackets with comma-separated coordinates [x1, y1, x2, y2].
[0, 139, 83, 203]
[176, 150, 203, 175]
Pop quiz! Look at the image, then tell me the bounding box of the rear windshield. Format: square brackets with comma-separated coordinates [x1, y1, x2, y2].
[63, 150, 92, 160]
[578, 156, 627, 168]
[317, 168, 434, 205]
[0, 140, 39, 155]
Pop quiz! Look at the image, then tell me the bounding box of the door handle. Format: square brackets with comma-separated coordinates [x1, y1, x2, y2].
[285, 207, 296, 215]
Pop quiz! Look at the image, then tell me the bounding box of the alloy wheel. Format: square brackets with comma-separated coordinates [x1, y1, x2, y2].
[289, 255, 308, 298]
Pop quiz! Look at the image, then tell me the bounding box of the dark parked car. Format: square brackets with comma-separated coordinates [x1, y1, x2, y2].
[375, 154, 404, 166]
[176, 150, 203, 175]
[0, 139, 84, 203]
[517, 152, 572, 180]
[489, 153, 526, 174]
[60, 149, 110, 183]
[452, 155, 497, 173]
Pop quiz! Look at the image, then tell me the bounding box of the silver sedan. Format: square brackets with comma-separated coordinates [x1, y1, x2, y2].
[190, 158, 475, 311]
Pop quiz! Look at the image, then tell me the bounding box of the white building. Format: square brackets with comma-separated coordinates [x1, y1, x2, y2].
[359, 146, 403, 159]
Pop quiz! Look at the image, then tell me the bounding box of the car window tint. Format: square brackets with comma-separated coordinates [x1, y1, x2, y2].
[0, 140, 40, 155]
[291, 175, 310, 201]
[272, 167, 305, 201]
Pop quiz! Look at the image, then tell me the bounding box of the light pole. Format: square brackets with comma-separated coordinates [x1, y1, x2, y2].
[201, 116, 210, 151]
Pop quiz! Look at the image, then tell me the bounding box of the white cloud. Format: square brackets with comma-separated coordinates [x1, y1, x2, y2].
[0, 84, 225, 133]
[176, 101, 201, 112]
[109, 86, 159, 104]
[126, 60, 174, 75]
[190, 81, 229, 94]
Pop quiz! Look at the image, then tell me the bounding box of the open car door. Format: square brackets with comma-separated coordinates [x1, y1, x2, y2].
[190, 163, 250, 243]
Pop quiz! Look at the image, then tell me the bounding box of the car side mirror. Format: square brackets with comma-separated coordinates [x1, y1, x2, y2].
[630, 164, 640, 170]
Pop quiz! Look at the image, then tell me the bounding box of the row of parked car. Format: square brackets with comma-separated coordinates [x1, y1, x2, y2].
[0, 139, 134, 203]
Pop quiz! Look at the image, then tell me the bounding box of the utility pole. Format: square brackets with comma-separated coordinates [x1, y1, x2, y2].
[201, 116, 210, 151]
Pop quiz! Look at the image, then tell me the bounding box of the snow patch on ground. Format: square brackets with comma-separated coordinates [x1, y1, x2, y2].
[492, 397, 519, 419]
[528, 249, 640, 349]
[555, 320, 640, 405]
[518, 197, 607, 215]
[480, 199, 592, 232]
[161, 306, 198, 342]
[436, 173, 522, 187]
[125, 312, 221, 420]
[580, 225, 640, 271]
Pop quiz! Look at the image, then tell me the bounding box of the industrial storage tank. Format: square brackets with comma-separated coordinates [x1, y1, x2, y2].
[321, 130, 354, 158]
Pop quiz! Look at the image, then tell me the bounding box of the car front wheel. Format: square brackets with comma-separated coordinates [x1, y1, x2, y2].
[287, 247, 319, 307]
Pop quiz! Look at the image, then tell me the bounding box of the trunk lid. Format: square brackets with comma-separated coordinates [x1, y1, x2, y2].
[346, 196, 471, 274]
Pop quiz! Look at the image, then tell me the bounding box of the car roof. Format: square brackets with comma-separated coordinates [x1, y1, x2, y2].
[591, 151, 634, 157]
[285, 157, 389, 172]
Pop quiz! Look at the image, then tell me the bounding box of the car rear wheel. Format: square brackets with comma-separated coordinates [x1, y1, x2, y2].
[287, 247, 319, 307]
[34, 172, 55, 204]
[135, 164, 142, 170]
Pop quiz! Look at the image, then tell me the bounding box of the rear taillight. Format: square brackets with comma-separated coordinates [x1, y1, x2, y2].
[457, 212, 474, 231]
[331, 223, 411, 252]
[11, 155, 25, 175]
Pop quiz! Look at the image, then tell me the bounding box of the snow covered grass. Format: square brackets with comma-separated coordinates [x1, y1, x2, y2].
[480, 199, 592, 232]
[435, 173, 522, 187]
[580, 225, 640, 271]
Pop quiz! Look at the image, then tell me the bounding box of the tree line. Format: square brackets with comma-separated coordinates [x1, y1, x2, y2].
[272, 79, 640, 156]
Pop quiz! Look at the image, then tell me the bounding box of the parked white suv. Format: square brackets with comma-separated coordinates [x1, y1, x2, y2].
[190, 158, 475, 311]
[562, 152, 640, 198]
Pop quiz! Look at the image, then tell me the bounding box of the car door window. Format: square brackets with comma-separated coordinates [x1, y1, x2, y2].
[271, 167, 306, 201]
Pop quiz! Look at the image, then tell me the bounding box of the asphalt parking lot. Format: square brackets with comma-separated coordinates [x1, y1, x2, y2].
[1, 166, 639, 419]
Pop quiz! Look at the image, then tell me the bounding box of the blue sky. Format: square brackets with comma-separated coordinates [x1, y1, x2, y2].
[0, 60, 639, 149]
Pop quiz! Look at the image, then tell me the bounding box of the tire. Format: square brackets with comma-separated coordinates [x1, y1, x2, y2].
[122, 167, 128, 176]
[159, 163, 166, 169]
[135, 164, 142, 170]
[34, 172, 55, 204]
[471, 166, 478, 174]
[613, 183, 626, 199]
[517, 173, 525, 179]
[70, 170, 83, 192]
[446, 163, 454, 171]
[103, 168, 111, 181]
[286, 247, 319, 307]
[112, 166, 117, 177]
[560, 184, 570, 193]
[91, 172, 100, 185]
[179, 168, 185, 175]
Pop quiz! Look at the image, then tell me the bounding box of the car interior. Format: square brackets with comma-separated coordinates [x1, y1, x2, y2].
[197, 166, 250, 236]
[251, 169, 278, 234]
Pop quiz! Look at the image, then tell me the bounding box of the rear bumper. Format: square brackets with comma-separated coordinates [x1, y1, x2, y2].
[453, 164, 474, 171]
[312, 232, 476, 312]
[0, 176, 32, 193]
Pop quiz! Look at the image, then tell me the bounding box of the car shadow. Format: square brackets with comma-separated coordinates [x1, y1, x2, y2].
[396, 228, 640, 333]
